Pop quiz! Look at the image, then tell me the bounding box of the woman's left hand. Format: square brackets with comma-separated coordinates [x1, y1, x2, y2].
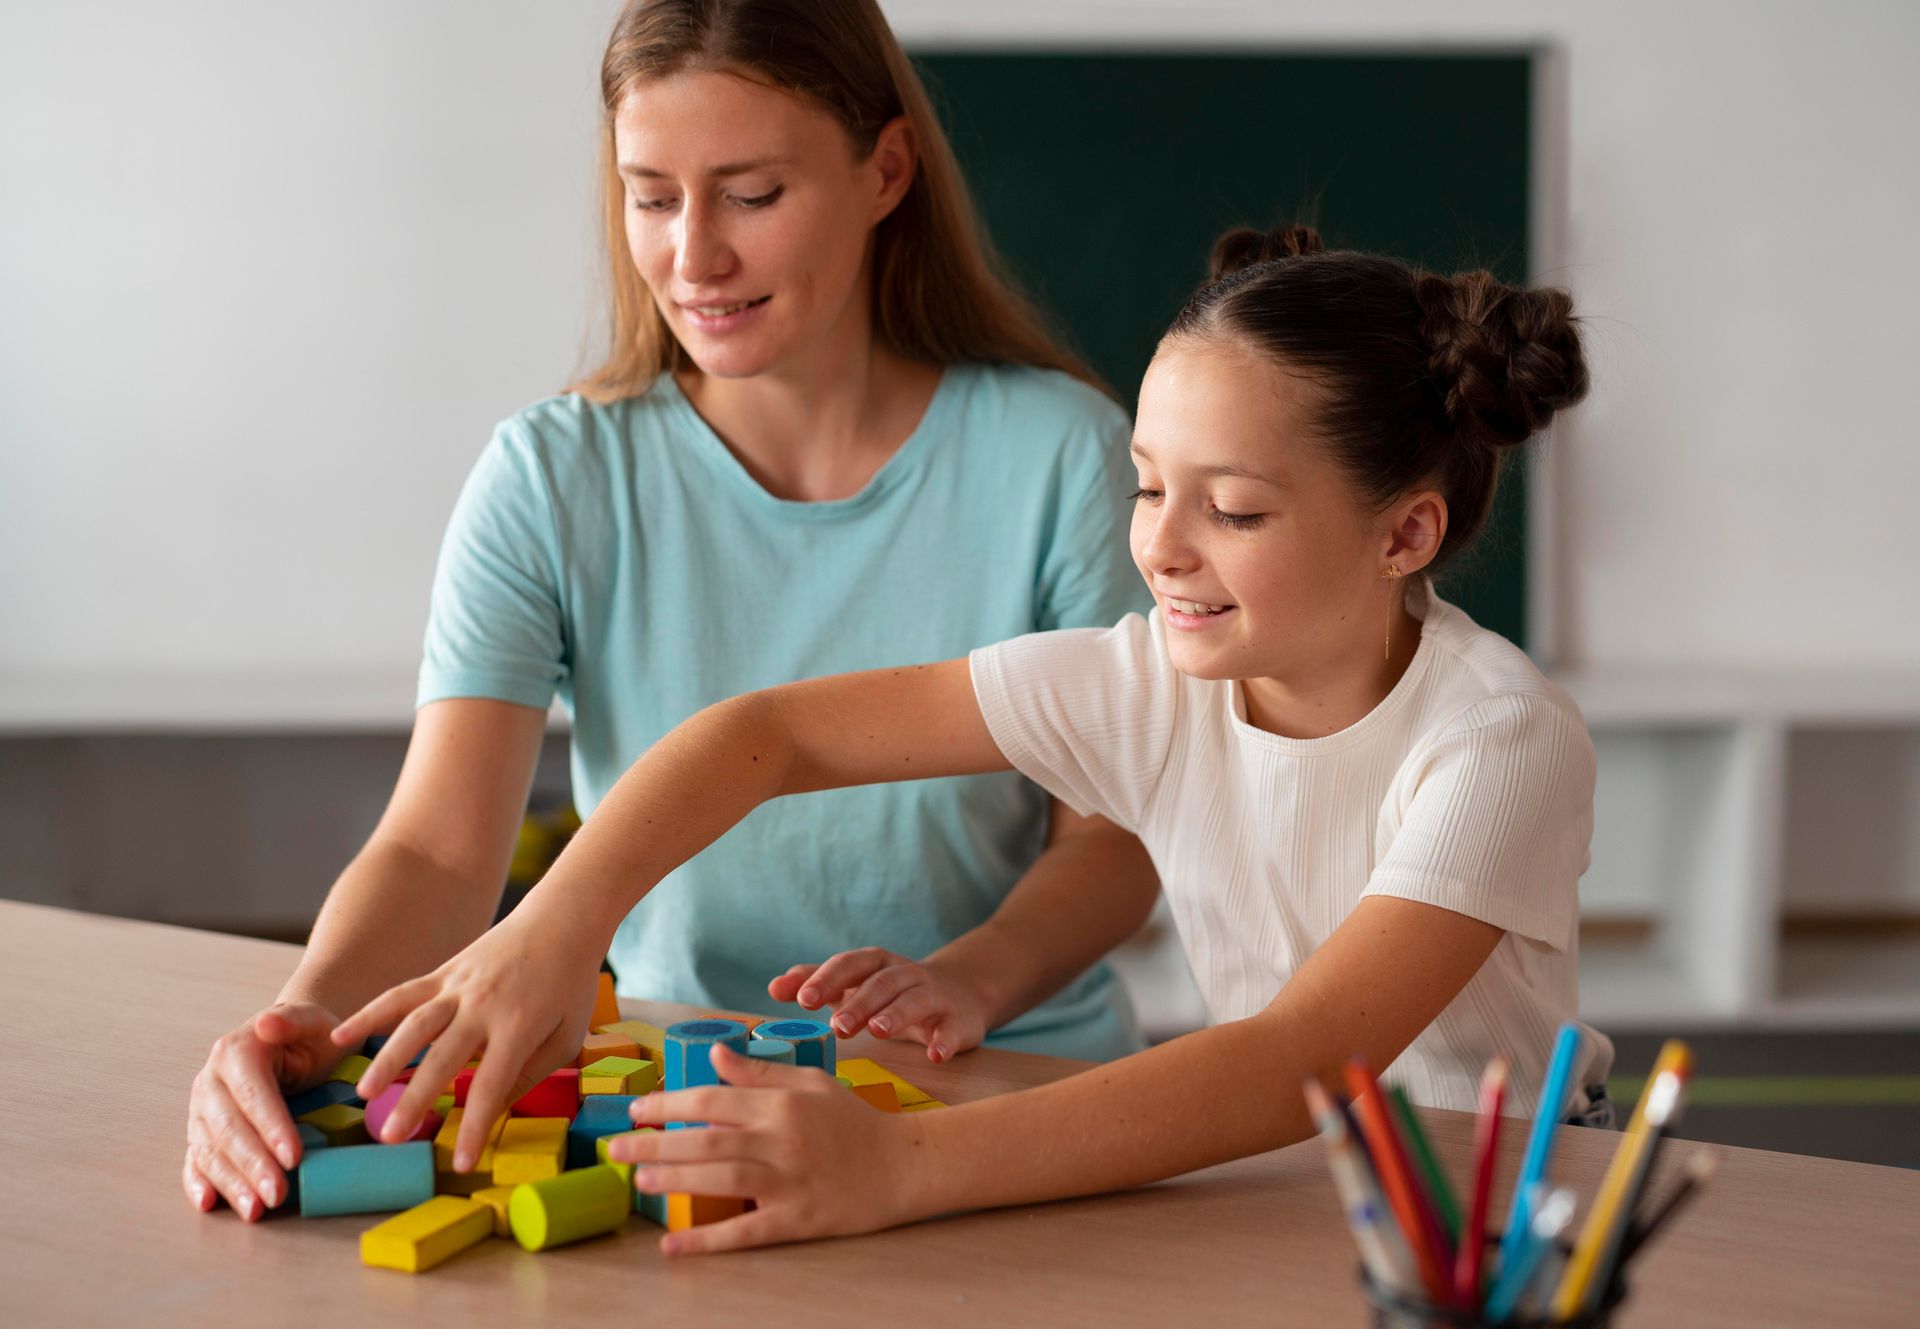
[608, 1043, 928, 1254]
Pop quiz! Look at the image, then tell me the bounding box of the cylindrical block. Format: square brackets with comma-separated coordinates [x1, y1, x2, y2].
[297, 1141, 434, 1218]
[754, 1019, 836, 1075]
[663, 1019, 751, 1091]
[508, 1165, 632, 1251]
[746, 1039, 796, 1066]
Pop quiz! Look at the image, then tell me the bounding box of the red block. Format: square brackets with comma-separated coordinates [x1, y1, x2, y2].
[453, 1066, 475, 1106]
[511, 1068, 581, 1119]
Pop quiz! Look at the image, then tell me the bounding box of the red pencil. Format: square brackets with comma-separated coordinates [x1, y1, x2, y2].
[1455, 1057, 1509, 1308]
[1344, 1059, 1453, 1306]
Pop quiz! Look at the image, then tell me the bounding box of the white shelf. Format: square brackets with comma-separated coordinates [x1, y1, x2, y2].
[1554, 667, 1920, 726]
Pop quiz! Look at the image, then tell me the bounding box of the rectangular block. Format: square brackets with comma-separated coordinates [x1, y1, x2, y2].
[511, 1068, 580, 1119]
[580, 1056, 658, 1096]
[666, 1192, 748, 1232]
[902, 1100, 948, 1112]
[298, 1102, 372, 1145]
[328, 1054, 373, 1086]
[284, 1078, 360, 1118]
[472, 1185, 517, 1237]
[298, 1141, 434, 1218]
[836, 1058, 933, 1107]
[576, 1032, 642, 1068]
[569, 1096, 641, 1169]
[595, 1019, 668, 1064]
[850, 1082, 902, 1113]
[492, 1118, 568, 1186]
[360, 1194, 493, 1273]
[433, 1107, 506, 1174]
[592, 971, 623, 1031]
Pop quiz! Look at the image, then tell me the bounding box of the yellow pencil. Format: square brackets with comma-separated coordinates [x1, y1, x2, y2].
[1551, 1039, 1694, 1317]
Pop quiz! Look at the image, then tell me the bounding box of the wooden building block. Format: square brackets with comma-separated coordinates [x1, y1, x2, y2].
[432, 1094, 455, 1117]
[569, 1096, 641, 1169]
[902, 1100, 948, 1112]
[284, 1078, 359, 1118]
[433, 1107, 506, 1175]
[591, 971, 622, 1031]
[327, 1054, 373, 1086]
[850, 1082, 903, 1113]
[359, 1194, 492, 1273]
[580, 1056, 658, 1096]
[297, 1141, 434, 1218]
[492, 1118, 568, 1186]
[595, 1018, 668, 1064]
[298, 1102, 372, 1145]
[510, 1068, 580, 1119]
[754, 1019, 837, 1074]
[471, 1185, 516, 1237]
[663, 1019, 751, 1092]
[666, 1192, 748, 1232]
[746, 1039, 795, 1066]
[576, 1032, 642, 1068]
[836, 1057, 933, 1106]
[508, 1165, 631, 1252]
[365, 1081, 441, 1144]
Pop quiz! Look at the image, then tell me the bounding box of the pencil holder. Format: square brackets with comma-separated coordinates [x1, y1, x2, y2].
[1358, 1260, 1627, 1329]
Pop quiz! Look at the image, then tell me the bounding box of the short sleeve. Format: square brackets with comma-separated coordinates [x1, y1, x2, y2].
[417, 421, 568, 711]
[1363, 694, 1596, 952]
[968, 613, 1177, 832]
[1033, 396, 1151, 632]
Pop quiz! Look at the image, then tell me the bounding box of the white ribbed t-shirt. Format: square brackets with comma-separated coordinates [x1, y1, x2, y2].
[968, 581, 1614, 1116]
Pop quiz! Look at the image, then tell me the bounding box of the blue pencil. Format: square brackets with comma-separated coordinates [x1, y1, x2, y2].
[1497, 1023, 1583, 1276]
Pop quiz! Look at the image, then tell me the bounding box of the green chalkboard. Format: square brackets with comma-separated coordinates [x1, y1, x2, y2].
[914, 51, 1535, 646]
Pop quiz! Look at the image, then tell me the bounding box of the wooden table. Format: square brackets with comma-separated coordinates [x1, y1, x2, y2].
[3, 901, 1915, 1327]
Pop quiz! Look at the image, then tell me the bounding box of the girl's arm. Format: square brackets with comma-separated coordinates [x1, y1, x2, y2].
[615, 893, 1503, 1254]
[334, 659, 1010, 1165]
[768, 799, 1160, 1060]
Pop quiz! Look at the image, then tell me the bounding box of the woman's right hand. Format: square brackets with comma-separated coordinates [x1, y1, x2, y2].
[182, 1002, 343, 1220]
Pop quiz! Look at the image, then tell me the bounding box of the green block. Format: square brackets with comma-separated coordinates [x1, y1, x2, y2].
[507, 1166, 630, 1251]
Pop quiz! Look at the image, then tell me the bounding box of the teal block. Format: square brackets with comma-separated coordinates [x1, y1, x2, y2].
[755, 1019, 836, 1075]
[568, 1095, 640, 1168]
[746, 1039, 796, 1066]
[296, 1141, 433, 1217]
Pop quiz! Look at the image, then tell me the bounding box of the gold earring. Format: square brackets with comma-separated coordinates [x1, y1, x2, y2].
[1381, 564, 1402, 661]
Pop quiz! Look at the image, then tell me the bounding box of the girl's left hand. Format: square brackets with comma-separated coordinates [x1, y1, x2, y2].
[608, 1043, 928, 1254]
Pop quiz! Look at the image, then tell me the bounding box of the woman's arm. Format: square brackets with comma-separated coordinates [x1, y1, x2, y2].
[336, 658, 1012, 1162]
[616, 894, 1503, 1253]
[183, 698, 546, 1218]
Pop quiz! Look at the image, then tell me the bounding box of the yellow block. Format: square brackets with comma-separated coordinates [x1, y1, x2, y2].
[836, 1058, 934, 1107]
[595, 1019, 668, 1064]
[471, 1185, 516, 1237]
[327, 1054, 372, 1086]
[902, 1100, 948, 1112]
[492, 1118, 568, 1186]
[433, 1107, 506, 1173]
[666, 1193, 748, 1232]
[359, 1195, 493, 1274]
[298, 1102, 370, 1145]
[576, 1032, 642, 1068]
[581, 1056, 659, 1096]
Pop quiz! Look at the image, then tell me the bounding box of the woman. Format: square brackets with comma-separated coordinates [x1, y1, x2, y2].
[181, 0, 1157, 1222]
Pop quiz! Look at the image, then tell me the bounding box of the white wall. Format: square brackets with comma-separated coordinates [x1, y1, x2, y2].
[3, 0, 1917, 729]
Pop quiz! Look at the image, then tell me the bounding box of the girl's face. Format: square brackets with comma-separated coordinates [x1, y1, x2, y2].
[1128, 337, 1427, 684]
[613, 68, 913, 380]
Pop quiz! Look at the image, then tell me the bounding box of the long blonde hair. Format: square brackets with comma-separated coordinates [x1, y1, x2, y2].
[567, 0, 1100, 403]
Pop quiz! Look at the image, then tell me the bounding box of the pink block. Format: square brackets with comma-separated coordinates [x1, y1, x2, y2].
[364, 1081, 442, 1143]
[511, 1068, 581, 1119]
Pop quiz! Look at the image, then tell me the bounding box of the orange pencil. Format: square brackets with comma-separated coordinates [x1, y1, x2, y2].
[1454, 1057, 1508, 1308]
[1344, 1059, 1453, 1306]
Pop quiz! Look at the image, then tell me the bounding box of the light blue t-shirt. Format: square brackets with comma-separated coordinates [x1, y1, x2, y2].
[419, 364, 1151, 1060]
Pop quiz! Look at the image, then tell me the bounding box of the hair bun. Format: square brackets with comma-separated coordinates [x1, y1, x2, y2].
[1414, 270, 1589, 448]
[1208, 223, 1325, 281]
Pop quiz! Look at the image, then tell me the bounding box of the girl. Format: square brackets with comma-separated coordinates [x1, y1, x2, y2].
[180, 0, 1161, 1223]
[337, 224, 1615, 1255]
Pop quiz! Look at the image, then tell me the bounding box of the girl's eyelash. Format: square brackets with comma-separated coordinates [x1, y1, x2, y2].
[632, 185, 784, 213]
[1126, 487, 1265, 530]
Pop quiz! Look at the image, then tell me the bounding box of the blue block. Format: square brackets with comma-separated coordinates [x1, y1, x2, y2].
[567, 1095, 640, 1169]
[358, 1034, 427, 1068]
[663, 1020, 750, 1091]
[284, 1078, 360, 1118]
[297, 1141, 434, 1218]
[746, 1039, 795, 1066]
[755, 1019, 836, 1075]
[636, 1187, 668, 1226]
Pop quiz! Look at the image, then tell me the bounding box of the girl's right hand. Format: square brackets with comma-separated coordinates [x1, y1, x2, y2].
[183, 1002, 343, 1220]
[767, 948, 989, 1063]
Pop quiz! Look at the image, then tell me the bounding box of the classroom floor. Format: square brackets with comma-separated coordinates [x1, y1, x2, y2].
[1606, 1028, 1920, 1170]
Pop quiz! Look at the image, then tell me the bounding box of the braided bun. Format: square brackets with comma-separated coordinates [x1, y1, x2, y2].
[1208, 223, 1325, 281]
[1413, 271, 1588, 450]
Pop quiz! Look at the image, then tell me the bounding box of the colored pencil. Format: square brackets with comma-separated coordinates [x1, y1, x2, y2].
[1303, 1078, 1423, 1300]
[1390, 1084, 1462, 1242]
[1498, 1023, 1582, 1276]
[1454, 1056, 1508, 1308]
[1618, 1149, 1716, 1264]
[1484, 1184, 1576, 1323]
[1343, 1060, 1454, 1306]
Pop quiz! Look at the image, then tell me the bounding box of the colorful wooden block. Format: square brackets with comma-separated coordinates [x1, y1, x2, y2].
[472, 1185, 516, 1237]
[297, 1141, 434, 1217]
[835, 1072, 855, 1089]
[569, 1096, 641, 1169]
[595, 1018, 668, 1064]
[666, 1192, 748, 1232]
[359, 1194, 492, 1273]
[432, 1094, 455, 1116]
[508, 1165, 631, 1252]
[328, 1054, 373, 1086]
[836, 1057, 933, 1106]
[364, 1082, 441, 1144]
[902, 1100, 948, 1112]
[745, 1039, 795, 1066]
[591, 971, 622, 1031]
[580, 1056, 657, 1096]
[576, 1031, 642, 1068]
[299, 1102, 372, 1145]
[754, 1018, 836, 1074]
[664, 1019, 751, 1092]
[510, 1068, 580, 1119]
[284, 1078, 359, 1118]
[492, 1118, 568, 1186]
[433, 1107, 506, 1174]
[296, 1121, 330, 1155]
[850, 1082, 902, 1113]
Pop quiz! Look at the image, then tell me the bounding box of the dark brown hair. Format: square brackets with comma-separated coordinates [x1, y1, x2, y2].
[569, 0, 1097, 402]
[1166, 223, 1589, 572]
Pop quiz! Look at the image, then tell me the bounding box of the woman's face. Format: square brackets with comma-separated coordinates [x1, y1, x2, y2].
[1128, 336, 1410, 684]
[612, 68, 911, 380]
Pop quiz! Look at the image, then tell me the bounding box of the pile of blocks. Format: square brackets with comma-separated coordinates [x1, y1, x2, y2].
[278, 974, 946, 1273]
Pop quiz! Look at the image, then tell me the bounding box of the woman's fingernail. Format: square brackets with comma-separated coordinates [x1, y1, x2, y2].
[191, 1182, 208, 1208]
[240, 1194, 260, 1221]
[871, 1016, 891, 1034]
[932, 1045, 948, 1061]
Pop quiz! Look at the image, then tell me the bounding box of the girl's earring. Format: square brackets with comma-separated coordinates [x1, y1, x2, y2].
[1381, 564, 1403, 661]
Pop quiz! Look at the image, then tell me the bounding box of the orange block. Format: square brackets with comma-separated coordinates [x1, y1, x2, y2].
[591, 972, 622, 1031]
[666, 1193, 748, 1231]
[850, 1082, 902, 1113]
[576, 1032, 642, 1068]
